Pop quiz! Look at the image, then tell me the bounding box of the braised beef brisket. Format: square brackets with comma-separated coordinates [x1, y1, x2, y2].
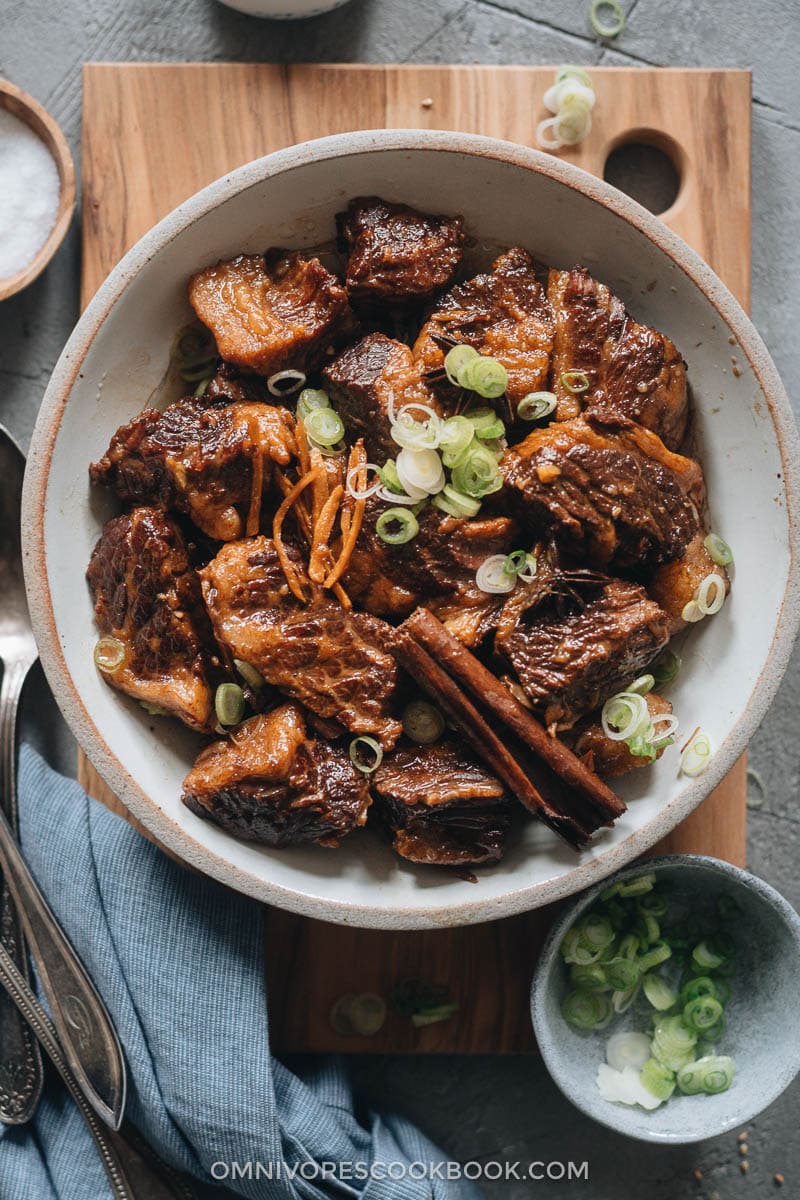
[372, 739, 510, 866]
[182, 703, 371, 846]
[337, 196, 465, 312]
[574, 693, 673, 779]
[86, 507, 214, 730]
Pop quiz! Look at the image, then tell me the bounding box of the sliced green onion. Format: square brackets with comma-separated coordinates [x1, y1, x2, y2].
[396, 447, 445, 496]
[676, 1055, 735, 1096]
[617, 873, 656, 898]
[589, 0, 626, 39]
[439, 415, 475, 466]
[194, 378, 212, 398]
[377, 460, 404, 495]
[411, 1002, 459, 1028]
[681, 730, 713, 778]
[518, 391, 557, 421]
[562, 990, 612, 1030]
[451, 443, 503, 498]
[638, 892, 668, 918]
[180, 360, 217, 383]
[626, 734, 658, 763]
[391, 407, 443, 451]
[349, 736, 383, 774]
[681, 599, 705, 623]
[683, 996, 724, 1033]
[581, 914, 616, 951]
[704, 532, 734, 567]
[296, 387, 331, 422]
[692, 939, 725, 971]
[140, 701, 170, 717]
[348, 993, 387, 1036]
[612, 984, 640, 1014]
[464, 407, 503, 436]
[175, 324, 216, 366]
[652, 1015, 697, 1071]
[618, 933, 640, 959]
[233, 659, 264, 690]
[628, 674, 655, 696]
[503, 549, 532, 576]
[304, 406, 345, 448]
[642, 974, 677, 1011]
[560, 369, 591, 394]
[571, 964, 610, 992]
[604, 958, 640, 992]
[640, 1057, 676, 1101]
[462, 356, 508, 399]
[556, 64, 594, 89]
[444, 344, 479, 387]
[651, 649, 681, 687]
[94, 636, 126, 674]
[640, 914, 661, 945]
[680, 976, 717, 1006]
[375, 507, 419, 545]
[601, 692, 650, 742]
[215, 683, 245, 727]
[402, 700, 445, 745]
[695, 572, 726, 616]
[606, 1031, 651, 1072]
[638, 942, 672, 973]
[267, 368, 306, 396]
[431, 484, 482, 519]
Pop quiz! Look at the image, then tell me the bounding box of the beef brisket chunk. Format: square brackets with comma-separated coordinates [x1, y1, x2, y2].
[573, 694, 673, 779]
[323, 333, 442, 463]
[548, 267, 688, 448]
[86, 507, 214, 730]
[337, 196, 465, 312]
[372, 739, 510, 866]
[200, 536, 401, 747]
[413, 248, 555, 420]
[188, 251, 356, 376]
[494, 559, 670, 729]
[501, 411, 702, 570]
[343, 498, 516, 619]
[182, 703, 371, 847]
[90, 398, 296, 541]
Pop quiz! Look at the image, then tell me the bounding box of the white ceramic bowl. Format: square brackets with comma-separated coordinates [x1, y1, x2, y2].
[22, 131, 800, 929]
[531, 856, 800, 1143]
[214, 0, 351, 17]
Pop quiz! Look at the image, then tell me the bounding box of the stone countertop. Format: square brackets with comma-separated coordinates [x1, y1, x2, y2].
[2, 1, 799, 1195]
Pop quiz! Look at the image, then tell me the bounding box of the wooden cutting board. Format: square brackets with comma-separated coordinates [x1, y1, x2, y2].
[80, 63, 750, 1054]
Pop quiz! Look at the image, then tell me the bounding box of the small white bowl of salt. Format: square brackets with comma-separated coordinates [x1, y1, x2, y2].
[0, 80, 75, 302]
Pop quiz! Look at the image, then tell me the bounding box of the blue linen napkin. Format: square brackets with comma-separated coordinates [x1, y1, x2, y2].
[0, 745, 481, 1200]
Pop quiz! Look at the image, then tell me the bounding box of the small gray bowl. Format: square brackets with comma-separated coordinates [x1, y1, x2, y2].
[531, 855, 800, 1144]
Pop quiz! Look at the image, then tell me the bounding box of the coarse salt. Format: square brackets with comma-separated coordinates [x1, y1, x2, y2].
[0, 108, 61, 281]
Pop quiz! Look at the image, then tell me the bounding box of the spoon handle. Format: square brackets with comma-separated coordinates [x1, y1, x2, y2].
[0, 657, 44, 1124]
[0, 741, 127, 1129]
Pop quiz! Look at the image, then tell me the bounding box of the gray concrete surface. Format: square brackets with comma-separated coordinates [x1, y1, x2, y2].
[1, 0, 799, 1194]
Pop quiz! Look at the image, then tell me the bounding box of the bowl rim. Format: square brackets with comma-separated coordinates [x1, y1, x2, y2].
[0, 78, 76, 302]
[21, 128, 800, 930]
[530, 853, 800, 1144]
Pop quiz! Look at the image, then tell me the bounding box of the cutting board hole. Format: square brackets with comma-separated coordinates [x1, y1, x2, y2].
[603, 136, 681, 216]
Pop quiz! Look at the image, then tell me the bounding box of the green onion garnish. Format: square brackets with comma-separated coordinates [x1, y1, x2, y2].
[438, 415, 475, 466]
[430, 484, 482, 519]
[627, 674, 655, 696]
[704, 532, 734, 567]
[296, 387, 331, 423]
[683, 996, 724, 1033]
[462, 356, 508, 399]
[304, 405, 345, 448]
[560, 369, 591, 394]
[589, 0, 626, 39]
[640, 1057, 676, 1101]
[518, 391, 557, 421]
[402, 700, 445, 745]
[94, 636, 126, 675]
[375, 507, 419, 545]
[692, 938, 726, 971]
[234, 659, 264, 690]
[329, 992, 387, 1037]
[377, 459, 404, 495]
[349, 736, 383, 774]
[444, 344, 479, 387]
[562, 990, 612, 1030]
[676, 1055, 735, 1096]
[680, 729, 713, 778]
[451, 443, 504, 498]
[571, 963, 610, 992]
[637, 941, 672, 973]
[604, 958, 640, 992]
[652, 1014, 697, 1071]
[215, 683, 245, 727]
[617, 873, 656, 898]
[651, 649, 681, 687]
[642, 974, 677, 1011]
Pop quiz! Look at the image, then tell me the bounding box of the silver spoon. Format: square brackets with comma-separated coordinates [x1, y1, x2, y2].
[0, 424, 126, 1129]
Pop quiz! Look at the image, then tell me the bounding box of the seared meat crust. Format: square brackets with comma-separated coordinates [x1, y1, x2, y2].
[372, 739, 510, 866]
[200, 536, 401, 747]
[89, 398, 296, 542]
[323, 333, 441, 463]
[495, 565, 670, 729]
[182, 703, 371, 846]
[86, 507, 214, 730]
[548, 267, 688, 448]
[188, 252, 356, 376]
[501, 412, 702, 570]
[337, 196, 465, 311]
[413, 248, 555, 418]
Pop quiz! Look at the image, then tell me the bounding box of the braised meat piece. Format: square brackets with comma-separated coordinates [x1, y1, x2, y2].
[188, 251, 356, 376]
[337, 197, 465, 312]
[323, 333, 442, 463]
[501, 411, 702, 570]
[413, 248, 555, 419]
[86, 507, 214, 731]
[182, 703, 371, 847]
[200, 536, 401, 747]
[494, 559, 670, 729]
[573, 694, 674, 779]
[548, 267, 688, 448]
[343, 499, 516, 619]
[203, 361, 270, 405]
[649, 531, 730, 634]
[90, 398, 296, 542]
[371, 739, 510, 866]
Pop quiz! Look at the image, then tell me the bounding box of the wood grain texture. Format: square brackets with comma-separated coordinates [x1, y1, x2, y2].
[80, 63, 751, 1054]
